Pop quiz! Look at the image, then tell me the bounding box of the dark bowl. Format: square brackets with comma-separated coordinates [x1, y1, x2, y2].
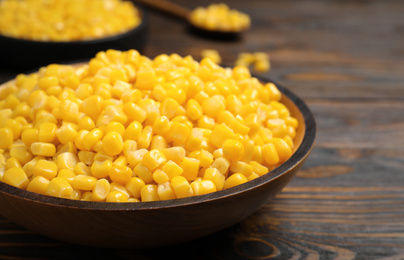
[0, 3, 149, 71]
[0, 76, 315, 248]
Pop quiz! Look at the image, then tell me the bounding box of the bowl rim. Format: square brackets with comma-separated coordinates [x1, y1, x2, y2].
[0, 2, 149, 45]
[0, 76, 316, 211]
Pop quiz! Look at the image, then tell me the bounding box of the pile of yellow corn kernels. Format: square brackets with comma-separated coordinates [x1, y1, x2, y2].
[0, 50, 298, 203]
[0, 0, 141, 41]
[190, 3, 250, 32]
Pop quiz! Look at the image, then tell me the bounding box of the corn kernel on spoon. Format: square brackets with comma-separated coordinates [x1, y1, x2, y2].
[133, 0, 250, 38]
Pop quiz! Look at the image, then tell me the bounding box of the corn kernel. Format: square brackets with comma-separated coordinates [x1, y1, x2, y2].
[71, 175, 97, 191]
[92, 179, 111, 202]
[230, 161, 253, 177]
[27, 176, 50, 195]
[142, 149, 167, 171]
[30, 142, 56, 157]
[157, 182, 176, 200]
[191, 180, 216, 196]
[133, 162, 153, 184]
[209, 123, 235, 148]
[161, 147, 185, 164]
[2, 167, 29, 189]
[32, 159, 58, 180]
[46, 177, 74, 199]
[222, 139, 244, 161]
[224, 173, 248, 189]
[203, 168, 225, 190]
[109, 165, 132, 185]
[106, 191, 129, 202]
[171, 176, 193, 199]
[0, 128, 13, 149]
[102, 131, 124, 156]
[211, 157, 230, 176]
[141, 184, 160, 202]
[125, 177, 145, 199]
[262, 143, 280, 166]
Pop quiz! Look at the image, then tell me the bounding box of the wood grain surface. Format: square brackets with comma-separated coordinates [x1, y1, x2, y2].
[1, 0, 403, 259]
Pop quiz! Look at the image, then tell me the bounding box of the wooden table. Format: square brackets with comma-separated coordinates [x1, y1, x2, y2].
[1, 0, 403, 258]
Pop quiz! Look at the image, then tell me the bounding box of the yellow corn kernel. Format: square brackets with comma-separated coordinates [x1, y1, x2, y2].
[125, 177, 145, 199]
[123, 102, 147, 123]
[250, 161, 269, 176]
[202, 95, 225, 119]
[185, 128, 203, 151]
[9, 143, 32, 165]
[230, 161, 253, 177]
[157, 182, 176, 200]
[57, 169, 77, 183]
[153, 116, 171, 136]
[211, 157, 230, 176]
[71, 175, 97, 191]
[0, 128, 14, 149]
[166, 122, 191, 146]
[30, 142, 56, 157]
[38, 122, 57, 143]
[57, 152, 78, 170]
[91, 159, 112, 179]
[5, 119, 22, 139]
[81, 95, 103, 121]
[123, 121, 143, 141]
[27, 176, 50, 195]
[161, 160, 183, 180]
[127, 148, 147, 168]
[283, 135, 294, 150]
[248, 172, 260, 181]
[109, 165, 132, 185]
[180, 157, 200, 181]
[189, 150, 214, 168]
[81, 191, 93, 201]
[266, 83, 282, 101]
[21, 128, 39, 147]
[78, 116, 95, 131]
[161, 146, 185, 165]
[6, 157, 22, 169]
[262, 143, 280, 166]
[191, 179, 217, 196]
[150, 135, 168, 150]
[197, 115, 215, 130]
[203, 168, 225, 190]
[102, 131, 124, 156]
[222, 139, 244, 161]
[142, 149, 167, 171]
[32, 159, 58, 180]
[137, 125, 153, 149]
[56, 123, 78, 145]
[77, 151, 95, 166]
[59, 99, 79, 123]
[135, 66, 156, 90]
[75, 162, 91, 176]
[92, 179, 111, 202]
[160, 98, 181, 119]
[186, 99, 203, 120]
[271, 137, 292, 163]
[171, 176, 193, 199]
[2, 168, 29, 189]
[209, 123, 235, 148]
[133, 162, 153, 184]
[201, 49, 221, 64]
[224, 173, 248, 189]
[152, 169, 170, 184]
[83, 128, 103, 151]
[46, 177, 74, 199]
[106, 191, 129, 202]
[140, 184, 160, 202]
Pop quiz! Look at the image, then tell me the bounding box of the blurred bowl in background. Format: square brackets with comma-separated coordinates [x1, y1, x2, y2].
[0, 3, 149, 71]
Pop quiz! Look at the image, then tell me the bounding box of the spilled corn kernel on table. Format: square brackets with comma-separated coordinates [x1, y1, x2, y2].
[0, 0, 404, 258]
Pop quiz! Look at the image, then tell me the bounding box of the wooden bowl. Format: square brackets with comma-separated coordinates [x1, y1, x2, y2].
[0, 77, 316, 248]
[0, 2, 149, 71]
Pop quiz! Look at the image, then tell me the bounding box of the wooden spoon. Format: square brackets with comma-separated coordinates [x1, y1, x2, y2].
[133, 0, 249, 38]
